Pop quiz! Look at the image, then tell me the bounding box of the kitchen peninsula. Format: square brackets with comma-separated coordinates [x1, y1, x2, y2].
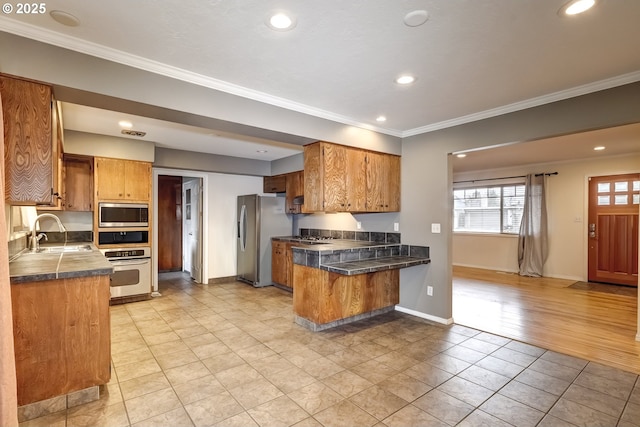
[273, 235, 430, 331]
[9, 240, 113, 409]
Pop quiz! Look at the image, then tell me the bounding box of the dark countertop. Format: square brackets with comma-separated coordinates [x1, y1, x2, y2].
[9, 243, 113, 284]
[273, 236, 430, 275]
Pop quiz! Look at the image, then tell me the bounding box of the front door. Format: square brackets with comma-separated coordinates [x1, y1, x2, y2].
[588, 173, 639, 286]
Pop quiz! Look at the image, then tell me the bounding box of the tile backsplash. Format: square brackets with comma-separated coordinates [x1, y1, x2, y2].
[299, 228, 401, 243]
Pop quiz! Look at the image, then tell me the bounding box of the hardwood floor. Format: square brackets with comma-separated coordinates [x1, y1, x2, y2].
[453, 266, 640, 374]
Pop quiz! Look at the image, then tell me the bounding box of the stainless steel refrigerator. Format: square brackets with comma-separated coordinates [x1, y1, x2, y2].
[237, 194, 292, 287]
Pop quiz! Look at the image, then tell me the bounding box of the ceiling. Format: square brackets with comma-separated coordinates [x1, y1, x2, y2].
[1, 0, 639, 167]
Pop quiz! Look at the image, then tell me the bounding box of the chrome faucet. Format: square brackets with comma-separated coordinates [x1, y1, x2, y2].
[30, 213, 66, 252]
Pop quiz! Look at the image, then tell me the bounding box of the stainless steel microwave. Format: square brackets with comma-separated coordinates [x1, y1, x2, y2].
[99, 203, 149, 227]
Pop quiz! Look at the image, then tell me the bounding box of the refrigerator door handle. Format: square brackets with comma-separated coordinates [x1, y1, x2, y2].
[239, 204, 247, 252]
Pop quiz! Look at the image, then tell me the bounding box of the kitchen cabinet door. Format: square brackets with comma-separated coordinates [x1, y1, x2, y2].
[63, 155, 93, 211]
[303, 143, 323, 212]
[271, 240, 291, 287]
[285, 170, 304, 214]
[95, 157, 151, 201]
[321, 142, 348, 211]
[366, 152, 401, 212]
[346, 148, 367, 212]
[124, 160, 151, 200]
[1, 74, 56, 205]
[263, 174, 286, 193]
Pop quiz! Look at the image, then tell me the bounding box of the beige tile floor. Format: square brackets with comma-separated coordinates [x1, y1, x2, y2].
[20, 272, 640, 427]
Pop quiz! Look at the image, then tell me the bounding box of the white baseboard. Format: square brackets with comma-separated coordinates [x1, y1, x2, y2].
[452, 263, 583, 282]
[395, 306, 453, 325]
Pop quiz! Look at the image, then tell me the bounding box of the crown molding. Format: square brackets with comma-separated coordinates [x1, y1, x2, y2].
[0, 17, 402, 137]
[402, 70, 640, 137]
[2, 17, 638, 140]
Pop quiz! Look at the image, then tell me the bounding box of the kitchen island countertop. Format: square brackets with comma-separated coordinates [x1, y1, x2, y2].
[272, 236, 430, 276]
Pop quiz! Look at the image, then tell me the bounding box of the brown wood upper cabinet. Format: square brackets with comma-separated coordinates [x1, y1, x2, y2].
[263, 170, 305, 214]
[95, 157, 152, 201]
[303, 141, 400, 213]
[263, 174, 286, 193]
[1, 74, 61, 206]
[63, 154, 94, 211]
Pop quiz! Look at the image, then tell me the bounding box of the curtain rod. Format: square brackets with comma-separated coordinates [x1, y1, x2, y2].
[453, 172, 558, 184]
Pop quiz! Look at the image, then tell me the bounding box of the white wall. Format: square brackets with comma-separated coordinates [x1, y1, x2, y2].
[206, 173, 263, 279]
[453, 153, 640, 281]
[153, 168, 264, 284]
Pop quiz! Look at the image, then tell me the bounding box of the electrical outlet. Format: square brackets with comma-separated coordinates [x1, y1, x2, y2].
[356, 221, 362, 230]
[427, 286, 433, 296]
[393, 222, 399, 231]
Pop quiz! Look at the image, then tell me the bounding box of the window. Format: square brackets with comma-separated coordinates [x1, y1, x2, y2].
[453, 184, 525, 234]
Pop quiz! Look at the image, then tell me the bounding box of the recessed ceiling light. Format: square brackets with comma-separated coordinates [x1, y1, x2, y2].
[395, 75, 416, 85]
[118, 120, 133, 129]
[404, 10, 429, 27]
[50, 10, 80, 27]
[593, 146, 606, 151]
[256, 149, 268, 153]
[267, 12, 296, 31]
[376, 116, 387, 122]
[559, 0, 596, 16]
[456, 153, 467, 158]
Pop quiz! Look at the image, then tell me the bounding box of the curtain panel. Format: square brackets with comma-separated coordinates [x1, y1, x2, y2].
[518, 174, 548, 277]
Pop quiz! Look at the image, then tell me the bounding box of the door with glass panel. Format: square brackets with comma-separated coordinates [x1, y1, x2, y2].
[588, 174, 639, 286]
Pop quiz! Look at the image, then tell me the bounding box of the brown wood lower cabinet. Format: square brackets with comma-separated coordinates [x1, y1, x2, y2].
[272, 241, 293, 288]
[11, 275, 111, 406]
[293, 265, 399, 326]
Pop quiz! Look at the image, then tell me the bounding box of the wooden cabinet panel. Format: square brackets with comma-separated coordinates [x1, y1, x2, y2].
[95, 157, 151, 202]
[366, 152, 401, 212]
[271, 240, 290, 287]
[1, 74, 55, 205]
[322, 142, 349, 211]
[303, 143, 323, 212]
[346, 148, 367, 212]
[285, 170, 304, 214]
[11, 275, 111, 406]
[124, 160, 151, 200]
[63, 155, 93, 211]
[303, 141, 400, 213]
[293, 265, 399, 325]
[95, 157, 125, 200]
[263, 174, 286, 193]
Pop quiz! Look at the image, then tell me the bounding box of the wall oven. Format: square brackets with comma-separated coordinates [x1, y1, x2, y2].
[100, 246, 151, 300]
[99, 203, 149, 228]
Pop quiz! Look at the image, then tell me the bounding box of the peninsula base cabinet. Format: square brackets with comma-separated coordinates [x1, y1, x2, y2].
[293, 265, 399, 328]
[272, 240, 293, 288]
[11, 275, 111, 406]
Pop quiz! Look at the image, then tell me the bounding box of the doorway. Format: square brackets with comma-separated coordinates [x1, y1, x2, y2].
[153, 169, 208, 293]
[588, 173, 639, 286]
[182, 177, 203, 283]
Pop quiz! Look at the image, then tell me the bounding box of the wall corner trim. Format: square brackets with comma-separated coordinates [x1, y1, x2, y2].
[394, 306, 453, 325]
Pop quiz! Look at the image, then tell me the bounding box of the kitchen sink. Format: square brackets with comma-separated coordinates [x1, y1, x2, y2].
[37, 244, 93, 253]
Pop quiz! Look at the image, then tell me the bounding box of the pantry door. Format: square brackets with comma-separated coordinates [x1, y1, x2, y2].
[588, 173, 639, 286]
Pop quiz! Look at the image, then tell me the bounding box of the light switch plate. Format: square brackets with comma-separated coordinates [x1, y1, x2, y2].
[431, 223, 441, 233]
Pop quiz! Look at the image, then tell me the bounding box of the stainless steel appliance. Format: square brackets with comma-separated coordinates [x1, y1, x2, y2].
[237, 195, 291, 287]
[99, 203, 149, 227]
[100, 246, 151, 299]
